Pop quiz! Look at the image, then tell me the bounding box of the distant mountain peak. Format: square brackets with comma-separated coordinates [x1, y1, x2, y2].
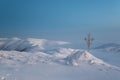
[0, 37, 69, 52]
[95, 43, 120, 52]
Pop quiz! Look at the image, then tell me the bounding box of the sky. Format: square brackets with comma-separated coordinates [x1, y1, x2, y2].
[0, 0, 120, 48]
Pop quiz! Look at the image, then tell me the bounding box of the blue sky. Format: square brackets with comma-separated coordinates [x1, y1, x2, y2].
[0, 0, 120, 48]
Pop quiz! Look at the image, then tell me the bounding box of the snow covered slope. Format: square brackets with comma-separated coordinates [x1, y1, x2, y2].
[0, 48, 119, 71]
[64, 51, 110, 66]
[0, 38, 120, 80]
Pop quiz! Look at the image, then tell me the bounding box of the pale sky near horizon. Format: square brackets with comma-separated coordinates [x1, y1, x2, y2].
[0, 0, 120, 48]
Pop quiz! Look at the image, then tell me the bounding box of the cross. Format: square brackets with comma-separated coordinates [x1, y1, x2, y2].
[84, 33, 94, 52]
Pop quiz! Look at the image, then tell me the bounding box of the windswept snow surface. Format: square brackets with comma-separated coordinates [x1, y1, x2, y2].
[0, 38, 120, 80]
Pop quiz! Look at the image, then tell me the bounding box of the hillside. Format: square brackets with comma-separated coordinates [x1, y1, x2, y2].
[0, 38, 120, 80]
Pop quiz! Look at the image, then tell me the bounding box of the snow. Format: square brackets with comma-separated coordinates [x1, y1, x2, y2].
[0, 38, 69, 52]
[64, 51, 108, 66]
[0, 38, 120, 80]
[95, 43, 120, 52]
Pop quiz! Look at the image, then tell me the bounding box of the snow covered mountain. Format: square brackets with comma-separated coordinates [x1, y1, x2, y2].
[95, 43, 120, 52]
[0, 38, 69, 52]
[0, 38, 119, 67]
[0, 38, 120, 80]
[64, 51, 110, 66]
[0, 49, 112, 67]
[0, 49, 120, 80]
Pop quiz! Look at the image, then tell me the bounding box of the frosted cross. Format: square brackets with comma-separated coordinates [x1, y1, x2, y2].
[85, 33, 94, 52]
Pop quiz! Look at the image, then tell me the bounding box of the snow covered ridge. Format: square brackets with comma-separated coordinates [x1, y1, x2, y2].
[0, 38, 120, 80]
[0, 37, 119, 71]
[0, 49, 120, 71]
[59, 51, 119, 69]
[0, 37, 70, 52]
[0, 48, 120, 80]
[95, 43, 120, 52]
